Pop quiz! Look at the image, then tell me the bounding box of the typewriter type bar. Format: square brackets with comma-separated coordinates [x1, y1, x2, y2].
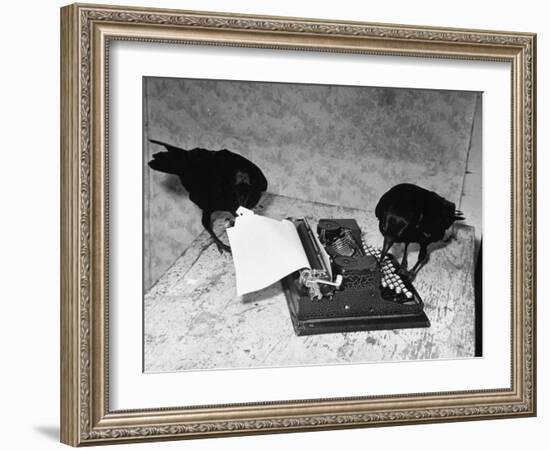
[282, 218, 430, 336]
[294, 219, 341, 300]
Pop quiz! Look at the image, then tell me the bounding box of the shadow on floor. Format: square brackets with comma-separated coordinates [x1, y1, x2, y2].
[241, 281, 282, 304]
[475, 242, 483, 357]
[33, 425, 59, 441]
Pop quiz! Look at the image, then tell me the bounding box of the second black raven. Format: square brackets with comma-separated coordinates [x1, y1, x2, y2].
[375, 183, 465, 279]
[148, 140, 268, 253]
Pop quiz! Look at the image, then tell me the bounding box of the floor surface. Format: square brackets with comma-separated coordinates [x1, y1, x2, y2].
[144, 194, 476, 372]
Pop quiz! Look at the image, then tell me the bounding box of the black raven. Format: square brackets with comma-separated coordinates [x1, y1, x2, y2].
[148, 140, 268, 253]
[375, 183, 464, 279]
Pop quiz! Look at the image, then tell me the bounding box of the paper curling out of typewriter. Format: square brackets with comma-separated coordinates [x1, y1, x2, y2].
[281, 218, 430, 336]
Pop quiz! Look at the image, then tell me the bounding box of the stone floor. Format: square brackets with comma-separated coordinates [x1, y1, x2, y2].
[144, 194, 476, 373]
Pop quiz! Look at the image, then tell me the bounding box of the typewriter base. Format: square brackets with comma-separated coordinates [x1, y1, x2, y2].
[287, 308, 430, 336]
[282, 277, 430, 336]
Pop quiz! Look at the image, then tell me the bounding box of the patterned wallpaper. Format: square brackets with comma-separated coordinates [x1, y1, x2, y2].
[143, 77, 479, 290]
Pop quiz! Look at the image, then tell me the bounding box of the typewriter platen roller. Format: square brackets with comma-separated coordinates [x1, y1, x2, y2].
[282, 218, 430, 336]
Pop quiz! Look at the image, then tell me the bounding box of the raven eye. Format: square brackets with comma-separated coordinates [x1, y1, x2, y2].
[235, 171, 251, 185]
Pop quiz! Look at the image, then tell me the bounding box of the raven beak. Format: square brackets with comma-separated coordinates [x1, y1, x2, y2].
[379, 236, 394, 265]
[236, 193, 249, 208]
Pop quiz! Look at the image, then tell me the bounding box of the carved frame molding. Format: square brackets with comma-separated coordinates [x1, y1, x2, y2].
[60, 3, 536, 446]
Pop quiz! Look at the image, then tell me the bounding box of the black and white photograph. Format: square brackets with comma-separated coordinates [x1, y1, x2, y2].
[1, 0, 544, 447]
[142, 77, 482, 373]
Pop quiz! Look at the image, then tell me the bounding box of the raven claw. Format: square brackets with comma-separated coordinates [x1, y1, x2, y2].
[397, 267, 415, 281]
[216, 242, 232, 254]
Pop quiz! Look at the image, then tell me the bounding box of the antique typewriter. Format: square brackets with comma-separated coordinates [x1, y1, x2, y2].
[281, 218, 430, 335]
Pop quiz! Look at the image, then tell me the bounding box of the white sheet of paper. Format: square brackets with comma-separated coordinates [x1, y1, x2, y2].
[226, 208, 310, 296]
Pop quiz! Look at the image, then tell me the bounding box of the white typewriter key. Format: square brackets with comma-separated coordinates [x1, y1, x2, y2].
[381, 280, 387, 288]
[405, 291, 413, 299]
[395, 286, 402, 294]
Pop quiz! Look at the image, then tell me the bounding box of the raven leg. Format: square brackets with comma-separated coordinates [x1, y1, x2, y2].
[397, 243, 412, 278]
[400, 242, 409, 268]
[409, 243, 428, 279]
[202, 210, 231, 254]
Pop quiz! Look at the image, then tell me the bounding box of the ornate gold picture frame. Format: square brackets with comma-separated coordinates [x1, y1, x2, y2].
[60, 3, 536, 446]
